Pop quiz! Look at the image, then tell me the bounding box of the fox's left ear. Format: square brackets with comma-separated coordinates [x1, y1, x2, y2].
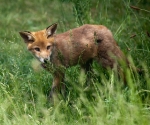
[46, 23, 57, 38]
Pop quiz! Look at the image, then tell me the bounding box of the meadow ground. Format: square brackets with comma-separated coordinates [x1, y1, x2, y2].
[0, 0, 150, 124]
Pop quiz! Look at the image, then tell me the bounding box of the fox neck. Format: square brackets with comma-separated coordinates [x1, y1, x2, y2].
[49, 43, 57, 63]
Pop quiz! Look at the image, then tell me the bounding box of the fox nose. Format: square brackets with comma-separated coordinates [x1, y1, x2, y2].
[44, 58, 48, 63]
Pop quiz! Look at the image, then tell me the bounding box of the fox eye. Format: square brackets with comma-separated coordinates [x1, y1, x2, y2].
[47, 45, 51, 50]
[34, 47, 40, 52]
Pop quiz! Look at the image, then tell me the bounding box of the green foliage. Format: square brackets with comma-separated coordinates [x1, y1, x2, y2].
[72, 0, 91, 25]
[0, 0, 150, 124]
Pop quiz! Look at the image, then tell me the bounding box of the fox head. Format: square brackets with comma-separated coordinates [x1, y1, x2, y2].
[19, 23, 57, 63]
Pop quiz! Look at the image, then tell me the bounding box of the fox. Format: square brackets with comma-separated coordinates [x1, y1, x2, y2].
[19, 23, 129, 99]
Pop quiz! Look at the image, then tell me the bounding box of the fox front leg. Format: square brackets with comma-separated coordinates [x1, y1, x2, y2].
[49, 72, 65, 101]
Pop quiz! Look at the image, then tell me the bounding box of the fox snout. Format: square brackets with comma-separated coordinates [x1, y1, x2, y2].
[32, 50, 50, 63]
[44, 58, 49, 63]
[37, 55, 50, 63]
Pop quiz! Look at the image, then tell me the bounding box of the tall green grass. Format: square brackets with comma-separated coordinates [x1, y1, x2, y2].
[0, 0, 150, 124]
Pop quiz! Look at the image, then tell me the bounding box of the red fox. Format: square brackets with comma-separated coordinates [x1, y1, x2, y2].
[19, 23, 128, 99]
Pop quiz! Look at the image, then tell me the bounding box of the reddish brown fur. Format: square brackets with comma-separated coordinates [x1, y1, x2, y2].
[19, 24, 126, 99]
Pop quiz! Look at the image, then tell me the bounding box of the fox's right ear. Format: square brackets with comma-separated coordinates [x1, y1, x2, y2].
[19, 31, 34, 43]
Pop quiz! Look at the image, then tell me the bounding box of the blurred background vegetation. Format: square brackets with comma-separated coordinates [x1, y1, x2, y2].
[0, 0, 150, 124]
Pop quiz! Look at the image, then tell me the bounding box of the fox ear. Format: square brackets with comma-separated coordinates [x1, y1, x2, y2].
[46, 23, 57, 38]
[19, 31, 34, 43]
